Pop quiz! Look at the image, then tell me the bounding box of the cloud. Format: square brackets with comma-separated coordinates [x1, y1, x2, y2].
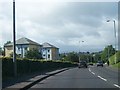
[0, 1, 118, 52]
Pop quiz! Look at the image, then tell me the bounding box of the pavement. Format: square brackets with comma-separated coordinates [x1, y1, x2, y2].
[2, 68, 69, 90]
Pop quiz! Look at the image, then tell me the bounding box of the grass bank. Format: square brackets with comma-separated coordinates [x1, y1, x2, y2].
[111, 62, 120, 69]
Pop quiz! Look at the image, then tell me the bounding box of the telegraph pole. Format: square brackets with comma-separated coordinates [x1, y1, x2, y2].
[13, 0, 17, 77]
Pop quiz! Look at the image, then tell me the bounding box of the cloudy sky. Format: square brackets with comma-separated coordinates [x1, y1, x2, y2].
[0, 0, 119, 53]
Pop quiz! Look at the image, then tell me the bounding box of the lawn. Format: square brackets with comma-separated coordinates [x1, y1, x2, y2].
[112, 62, 120, 69]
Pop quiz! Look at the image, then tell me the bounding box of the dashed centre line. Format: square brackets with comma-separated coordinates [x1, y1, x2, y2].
[89, 67, 120, 88]
[114, 84, 120, 88]
[97, 75, 107, 81]
[89, 68, 107, 82]
[88, 68, 91, 72]
[91, 72, 95, 75]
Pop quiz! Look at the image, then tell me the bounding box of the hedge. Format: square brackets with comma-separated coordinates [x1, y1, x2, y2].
[109, 51, 120, 65]
[1, 57, 76, 80]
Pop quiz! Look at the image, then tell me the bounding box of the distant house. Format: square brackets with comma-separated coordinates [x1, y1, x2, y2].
[4, 37, 42, 58]
[42, 42, 59, 60]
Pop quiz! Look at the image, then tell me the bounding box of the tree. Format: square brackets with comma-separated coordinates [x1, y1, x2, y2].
[25, 49, 42, 59]
[10, 52, 21, 58]
[64, 52, 79, 62]
[101, 45, 115, 63]
[0, 46, 4, 56]
[59, 53, 66, 61]
[4, 41, 11, 45]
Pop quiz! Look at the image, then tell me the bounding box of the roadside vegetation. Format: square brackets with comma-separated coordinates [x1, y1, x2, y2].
[1, 44, 120, 82]
[2, 57, 76, 81]
[109, 51, 120, 68]
[112, 62, 120, 68]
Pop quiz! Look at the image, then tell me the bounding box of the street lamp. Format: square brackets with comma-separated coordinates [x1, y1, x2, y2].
[107, 20, 117, 64]
[13, 0, 17, 77]
[78, 41, 84, 62]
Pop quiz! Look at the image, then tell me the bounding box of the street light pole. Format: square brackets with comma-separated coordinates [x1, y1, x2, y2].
[113, 20, 117, 64]
[13, 0, 17, 77]
[107, 20, 117, 64]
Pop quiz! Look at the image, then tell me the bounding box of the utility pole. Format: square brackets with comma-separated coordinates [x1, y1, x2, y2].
[13, 0, 17, 77]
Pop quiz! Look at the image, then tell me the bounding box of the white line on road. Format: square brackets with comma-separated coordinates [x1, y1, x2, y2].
[91, 72, 95, 75]
[89, 68, 95, 75]
[97, 75, 107, 81]
[88, 68, 91, 72]
[114, 84, 120, 88]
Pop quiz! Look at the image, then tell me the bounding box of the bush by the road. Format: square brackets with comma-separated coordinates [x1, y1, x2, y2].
[1, 57, 76, 81]
[109, 51, 120, 65]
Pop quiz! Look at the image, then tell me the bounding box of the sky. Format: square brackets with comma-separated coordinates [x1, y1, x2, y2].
[0, 0, 119, 53]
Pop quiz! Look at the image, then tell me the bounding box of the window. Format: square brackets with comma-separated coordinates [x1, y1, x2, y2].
[25, 47, 27, 50]
[18, 47, 20, 51]
[48, 54, 50, 58]
[48, 50, 50, 52]
[43, 54, 45, 56]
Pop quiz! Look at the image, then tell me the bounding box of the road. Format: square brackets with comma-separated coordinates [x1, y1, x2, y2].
[30, 65, 119, 88]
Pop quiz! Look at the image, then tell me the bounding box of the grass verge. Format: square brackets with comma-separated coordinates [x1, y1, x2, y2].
[111, 62, 120, 69]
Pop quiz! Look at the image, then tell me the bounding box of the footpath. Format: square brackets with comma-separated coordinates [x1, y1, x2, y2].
[3, 68, 69, 90]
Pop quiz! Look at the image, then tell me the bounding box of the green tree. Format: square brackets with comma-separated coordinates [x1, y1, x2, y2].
[59, 53, 66, 61]
[10, 52, 21, 58]
[4, 41, 11, 45]
[79, 52, 92, 62]
[25, 49, 42, 59]
[79, 54, 86, 60]
[64, 52, 79, 62]
[0, 46, 4, 56]
[101, 45, 115, 63]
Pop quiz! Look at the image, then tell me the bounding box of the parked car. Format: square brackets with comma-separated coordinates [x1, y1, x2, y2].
[78, 61, 88, 68]
[97, 61, 103, 67]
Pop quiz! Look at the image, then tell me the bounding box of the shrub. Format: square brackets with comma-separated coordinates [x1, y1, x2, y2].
[1, 57, 76, 80]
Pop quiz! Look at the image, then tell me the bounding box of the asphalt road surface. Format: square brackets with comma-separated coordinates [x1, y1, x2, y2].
[30, 65, 119, 88]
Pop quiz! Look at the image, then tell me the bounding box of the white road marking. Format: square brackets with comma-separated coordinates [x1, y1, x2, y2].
[88, 68, 91, 72]
[91, 72, 95, 75]
[114, 84, 120, 88]
[97, 75, 107, 81]
[89, 68, 95, 75]
[89, 68, 119, 88]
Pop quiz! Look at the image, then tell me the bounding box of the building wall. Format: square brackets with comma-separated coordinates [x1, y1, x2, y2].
[5, 46, 13, 57]
[4, 44, 59, 60]
[51, 48, 59, 60]
[42, 48, 52, 60]
[16, 44, 41, 58]
[5, 44, 41, 58]
[28, 45, 40, 50]
[16, 44, 29, 58]
[42, 47, 59, 60]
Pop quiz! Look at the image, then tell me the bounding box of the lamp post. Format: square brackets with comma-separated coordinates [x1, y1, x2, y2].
[107, 20, 117, 64]
[13, 0, 17, 77]
[79, 41, 84, 62]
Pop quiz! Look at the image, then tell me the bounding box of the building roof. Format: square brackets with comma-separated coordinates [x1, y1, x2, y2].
[4, 37, 41, 46]
[42, 42, 59, 49]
